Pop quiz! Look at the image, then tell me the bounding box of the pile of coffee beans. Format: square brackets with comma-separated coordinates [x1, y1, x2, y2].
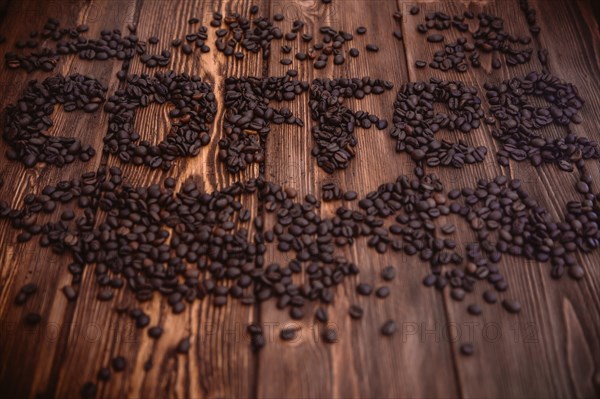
[5, 18, 140, 74]
[3, 73, 106, 167]
[484, 72, 599, 170]
[218, 71, 308, 173]
[434, 175, 596, 302]
[212, 12, 283, 60]
[389, 78, 487, 168]
[103, 71, 217, 170]
[413, 11, 535, 72]
[309, 77, 393, 173]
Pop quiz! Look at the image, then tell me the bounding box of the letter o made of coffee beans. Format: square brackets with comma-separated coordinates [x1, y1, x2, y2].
[103, 71, 216, 170]
[3, 73, 107, 168]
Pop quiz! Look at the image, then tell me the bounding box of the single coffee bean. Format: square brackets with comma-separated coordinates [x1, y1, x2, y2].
[467, 304, 482, 316]
[356, 283, 373, 296]
[376, 286, 390, 298]
[349, 305, 364, 319]
[148, 326, 163, 339]
[176, 337, 191, 353]
[80, 382, 97, 398]
[315, 307, 328, 322]
[323, 328, 337, 343]
[483, 290, 497, 304]
[280, 328, 298, 341]
[97, 367, 111, 381]
[502, 299, 522, 314]
[24, 312, 42, 325]
[381, 266, 396, 281]
[460, 343, 474, 356]
[381, 320, 397, 336]
[111, 356, 126, 372]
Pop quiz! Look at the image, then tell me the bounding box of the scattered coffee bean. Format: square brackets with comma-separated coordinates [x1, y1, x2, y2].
[375, 286, 390, 298]
[502, 299, 522, 314]
[176, 337, 190, 353]
[381, 320, 397, 336]
[111, 356, 126, 372]
[381, 266, 396, 281]
[349, 305, 364, 319]
[460, 343, 474, 356]
[280, 328, 298, 341]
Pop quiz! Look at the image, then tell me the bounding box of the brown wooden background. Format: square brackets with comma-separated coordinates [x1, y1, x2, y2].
[0, 0, 599, 398]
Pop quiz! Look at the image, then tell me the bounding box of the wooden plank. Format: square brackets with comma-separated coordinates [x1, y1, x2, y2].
[401, 0, 600, 397]
[0, 1, 138, 397]
[62, 0, 263, 398]
[257, 1, 458, 398]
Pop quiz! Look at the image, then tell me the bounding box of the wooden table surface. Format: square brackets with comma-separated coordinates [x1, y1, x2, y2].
[0, 0, 599, 398]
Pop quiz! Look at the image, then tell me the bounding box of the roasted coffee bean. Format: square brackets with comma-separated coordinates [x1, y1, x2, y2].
[62, 285, 77, 301]
[111, 356, 126, 372]
[148, 326, 163, 339]
[375, 286, 390, 298]
[97, 290, 114, 301]
[176, 337, 191, 353]
[323, 328, 337, 343]
[280, 328, 298, 341]
[381, 266, 396, 281]
[467, 304, 482, 316]
[366, 44, 379, 52]
[569, 265, 585, 280]
[97, 367, 111, 381]
[24, 312, 42, 325]
[349, 305, 364, 319]
[483, 290, 497, 304]
[502, 299, 522, 314]
[315, 307, 329, 323]
[356, 283, 373, 296]
[381, 320, 397, 336]
[460, 343, 474, 356]
[251, 334, 266, 352]
[80, 382, 97, 398]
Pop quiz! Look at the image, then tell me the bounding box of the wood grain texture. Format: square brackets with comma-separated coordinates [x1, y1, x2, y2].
[0, 0, 599, 398]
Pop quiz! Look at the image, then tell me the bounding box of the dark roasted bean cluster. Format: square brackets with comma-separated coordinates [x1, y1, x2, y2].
[212, 12, 283, 60]
[3, 73, 106, 167]
[414, 11, 534, 72]
[218, 72, 308, 173]
[485, 72, 599, 170]
[389, 78, 487, 168]
[103, 71, 217, 170]
[5, 18, 141, 75]
[309, 77, 393, 173]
